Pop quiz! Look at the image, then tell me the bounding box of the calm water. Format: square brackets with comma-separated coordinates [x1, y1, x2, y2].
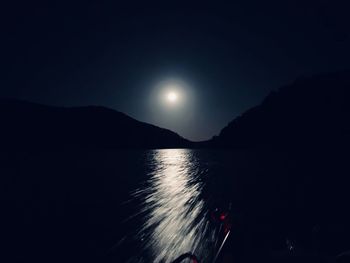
[117, 149, 229, 263]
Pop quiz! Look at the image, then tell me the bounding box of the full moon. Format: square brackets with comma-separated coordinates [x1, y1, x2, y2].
[166, 91, 178, 103]
[153, 80, 190, 109]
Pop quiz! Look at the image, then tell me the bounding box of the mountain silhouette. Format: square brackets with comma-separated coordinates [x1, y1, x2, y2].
[0, 99, 190, 149]
[202, 71, 350, 261]
[187, 71, 350, 263]
[208, 71, 350, 149]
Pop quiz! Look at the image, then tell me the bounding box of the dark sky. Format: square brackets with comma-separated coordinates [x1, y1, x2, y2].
[1, 1, 350, 141]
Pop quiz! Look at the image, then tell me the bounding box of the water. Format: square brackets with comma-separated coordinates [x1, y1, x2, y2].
[117, 149, 227, 263]
[2, 149, 292, 262]
[3, 148, 348, 262]
[2, 149, 235, 263]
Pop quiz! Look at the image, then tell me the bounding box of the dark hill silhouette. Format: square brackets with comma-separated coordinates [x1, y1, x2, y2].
[201, 71, 350, 262]
[0, 99, 190, 149]
[207, 71, 350, 148]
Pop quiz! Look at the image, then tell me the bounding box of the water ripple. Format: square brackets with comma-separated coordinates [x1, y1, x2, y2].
[129, 149, 218, 262]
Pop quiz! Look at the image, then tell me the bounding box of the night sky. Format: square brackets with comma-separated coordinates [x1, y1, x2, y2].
[1, 1, 350, 141]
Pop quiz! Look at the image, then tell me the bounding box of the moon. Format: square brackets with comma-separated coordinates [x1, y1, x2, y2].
[167, 91, 178, 103]
[152, 79, 190, 110]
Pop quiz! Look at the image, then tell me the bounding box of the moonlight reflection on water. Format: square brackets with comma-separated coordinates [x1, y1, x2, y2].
[129, 149, 219, 263]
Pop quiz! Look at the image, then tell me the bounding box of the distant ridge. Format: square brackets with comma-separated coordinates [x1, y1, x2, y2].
[1, 71, 349, 150]
[206, 71, 350, 148]
[0, 99, 191, 149]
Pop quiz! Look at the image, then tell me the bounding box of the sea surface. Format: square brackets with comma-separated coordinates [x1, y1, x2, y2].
[1, 148, 292, 263]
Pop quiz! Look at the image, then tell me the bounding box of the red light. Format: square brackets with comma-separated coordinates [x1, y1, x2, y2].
[219, 213, 226, 221]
